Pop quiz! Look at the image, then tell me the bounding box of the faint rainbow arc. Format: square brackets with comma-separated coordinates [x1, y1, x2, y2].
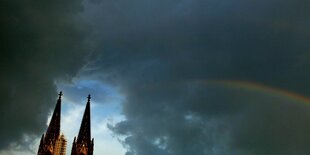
[196, 80, 310, 104]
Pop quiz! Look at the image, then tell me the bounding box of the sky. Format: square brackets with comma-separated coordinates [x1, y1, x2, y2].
[1, 0, 310, 155]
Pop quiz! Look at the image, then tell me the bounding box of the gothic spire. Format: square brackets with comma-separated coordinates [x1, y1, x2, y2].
[38, 91, 64, 155]
[77, 94, 92, 145]
[45, 91, 62, 142]
[71, 94, 94, 155]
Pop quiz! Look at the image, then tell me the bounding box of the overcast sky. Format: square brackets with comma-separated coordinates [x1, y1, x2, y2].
[1, 0, 310, 155]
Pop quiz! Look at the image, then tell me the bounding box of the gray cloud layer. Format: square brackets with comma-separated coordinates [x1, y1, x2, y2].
[2, 0, 310, 154]
[109, 83, 310, 155]
[0, 0, 89, 149]
[80, 0, 310, 155]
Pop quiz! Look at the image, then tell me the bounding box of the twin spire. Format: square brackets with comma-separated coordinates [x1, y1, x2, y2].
[72, 94, 94, 155]
[38, 91, 94, 155]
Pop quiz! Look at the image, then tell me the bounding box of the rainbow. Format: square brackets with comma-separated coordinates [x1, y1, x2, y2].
[195, 80, 310, 104]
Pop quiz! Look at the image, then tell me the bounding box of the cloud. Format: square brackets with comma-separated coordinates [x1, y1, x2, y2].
[108, 82, 310, 155]
[2, 0, 310, 154]
[83, 0, 310, 93]
[79, 0, 310, 154]
[0, 0, 90, 150]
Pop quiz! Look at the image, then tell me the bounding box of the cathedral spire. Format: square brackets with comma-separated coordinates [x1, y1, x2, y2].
[77, 94, 92, 147]
[38, 91, 66, 155]
[45, 91, 62, 141]
[71, 94, 94, 155]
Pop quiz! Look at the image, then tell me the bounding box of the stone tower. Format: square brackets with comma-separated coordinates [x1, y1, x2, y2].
[71, 94, 94, 155]
[38, 91, 67, 155]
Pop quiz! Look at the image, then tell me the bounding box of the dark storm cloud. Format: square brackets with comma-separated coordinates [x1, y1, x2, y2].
[0, 0, 89, 150]
[80, 0, 310, 154]
[109, 83, 310, 155]
[84, 0, 310, 94]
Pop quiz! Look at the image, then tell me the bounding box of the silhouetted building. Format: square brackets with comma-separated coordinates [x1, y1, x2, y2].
[71, 95, 94, 155]
[38, 92, 67, 155]
[37, 92, 94, 155]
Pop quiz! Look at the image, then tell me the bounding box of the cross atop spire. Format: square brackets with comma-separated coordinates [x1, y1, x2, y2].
[58, 91, 63, 99]
[87, 94, 91, 102]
